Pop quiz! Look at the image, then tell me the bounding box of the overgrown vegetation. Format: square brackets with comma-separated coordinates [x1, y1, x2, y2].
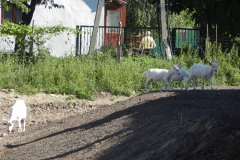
[0, 22, 239, 100]
[0, 42, 239, 100]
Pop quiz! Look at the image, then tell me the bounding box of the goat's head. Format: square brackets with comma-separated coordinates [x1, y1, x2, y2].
[177, 63, 183, 68]
[173, 64, 180, 75]
[2, 118, 14, 132]
[211, 61, 218, 72]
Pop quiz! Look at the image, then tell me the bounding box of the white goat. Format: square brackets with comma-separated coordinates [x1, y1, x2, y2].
[2, 99, 27, 133]
[186, 62, 218, 90]
[142, 65, 179, 93]
[171, 64, 189, 90]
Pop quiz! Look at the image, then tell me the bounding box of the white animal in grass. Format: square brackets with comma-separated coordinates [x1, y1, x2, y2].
[186, 62, 218, 90]
[171, 64, 189, 90]
[2, 99, 27, 133]
[142, 65, 179, 93]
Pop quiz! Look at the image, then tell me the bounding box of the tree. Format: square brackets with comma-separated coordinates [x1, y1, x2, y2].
[1, 0, 64, 25]
[126, 0, 158, 27]
[149, 0, 240, 37]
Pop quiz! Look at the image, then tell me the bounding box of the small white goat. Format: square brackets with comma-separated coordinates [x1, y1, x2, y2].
[142, 65, 179, 93]
[171, 64, 189, 90]
[2, 99, 27, 133]
[186, 62, 218, 90]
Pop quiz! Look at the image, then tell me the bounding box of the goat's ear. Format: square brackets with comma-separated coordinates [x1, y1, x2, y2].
[173, 64, 178, 69]
[178, 63, 182, 68]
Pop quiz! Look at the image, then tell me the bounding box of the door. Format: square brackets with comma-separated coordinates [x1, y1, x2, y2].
[104, 5, 126, 47]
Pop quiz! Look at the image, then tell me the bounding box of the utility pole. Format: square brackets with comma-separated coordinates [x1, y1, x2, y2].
[160, 0, 172, 60]
[88, 0, 104, 55]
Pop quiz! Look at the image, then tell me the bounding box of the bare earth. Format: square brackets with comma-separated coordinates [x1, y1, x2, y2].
[0, 86, 240, 160]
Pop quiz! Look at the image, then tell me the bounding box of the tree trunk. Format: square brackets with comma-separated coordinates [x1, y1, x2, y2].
[22, 0, 37, 25]
[15, 0, 37, 52]
[160, 0, 172, 60]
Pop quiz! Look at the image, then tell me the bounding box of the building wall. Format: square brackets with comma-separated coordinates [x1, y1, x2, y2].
[0, 0, 104, 27]
[32, 0, 104, 28]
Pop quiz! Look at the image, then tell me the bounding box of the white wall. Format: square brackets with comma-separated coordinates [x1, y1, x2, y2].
[0, 0, 105, 56]
[32, 0, 104, 28]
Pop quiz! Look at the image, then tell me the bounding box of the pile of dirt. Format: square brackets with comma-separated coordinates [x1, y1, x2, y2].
[0, 87, 240, 159]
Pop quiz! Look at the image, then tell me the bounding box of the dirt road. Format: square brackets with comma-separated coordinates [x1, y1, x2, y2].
[0, 87, 240, 160]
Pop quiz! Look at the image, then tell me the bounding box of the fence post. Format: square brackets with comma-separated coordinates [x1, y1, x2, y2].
[29, 20, 34, 56]
[123, 26, 127, 56]
[171, 28, 176, 55]
[117, 22, 122, 63]
[75, 25, 80, 56]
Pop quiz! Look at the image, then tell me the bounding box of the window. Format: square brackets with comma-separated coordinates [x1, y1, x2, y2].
[1, 5, 22, 24]
[107, 10, 120, 33]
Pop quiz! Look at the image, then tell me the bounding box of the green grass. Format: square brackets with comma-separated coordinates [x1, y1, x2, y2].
[0, 44, 239, 100]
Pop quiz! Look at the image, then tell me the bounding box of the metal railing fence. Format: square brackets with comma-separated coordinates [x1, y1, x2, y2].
[76, 25, 162, 56]
[76, 26, 207, 57]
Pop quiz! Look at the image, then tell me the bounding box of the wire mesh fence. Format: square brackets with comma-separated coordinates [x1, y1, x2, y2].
[0, 35, 16, 53]
[45, 32, 76, 57]
[0, 31, 76, 57]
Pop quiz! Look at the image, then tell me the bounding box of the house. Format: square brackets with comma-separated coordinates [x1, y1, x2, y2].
[0, 0, 106, 56]
[0, 0, 127, 56]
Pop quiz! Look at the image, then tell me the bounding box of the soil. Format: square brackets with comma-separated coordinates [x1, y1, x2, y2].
[0, 86, 240, 160]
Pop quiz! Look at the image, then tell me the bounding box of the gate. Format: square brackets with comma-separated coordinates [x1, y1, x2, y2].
[171, 28, 204, 56]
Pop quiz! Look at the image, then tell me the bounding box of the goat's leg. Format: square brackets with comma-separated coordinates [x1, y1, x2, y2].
[184, 78, 188, 90]
[209, 77, 213, 90]
[186, 79, 189, 90]
[161, 81, 165, 91]
[179, 81, 183, 90]
[9, 123, 14, 132]
[18, 120, 22, 133]
[201, 78, 205, 90]
[186, 75, 193, 90]
[145, 79, 152, 93]
[170, 80, 174, 89]
[162, 78, 171, 91]
[23, 119, 26, 132]
[145, 82, 149, 93]
[160, 82, 164, 91]
[193, 77, 197, 90]
[166, 81, 171, 91]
